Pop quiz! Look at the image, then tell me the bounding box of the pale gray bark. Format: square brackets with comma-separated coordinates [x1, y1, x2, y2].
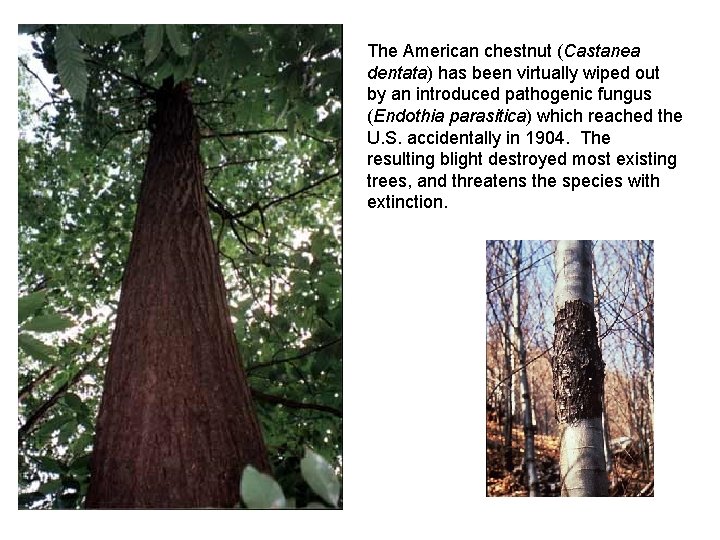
[503, 320, 513, 471]
[553, 241, 608, 496]
[559, 419, 607, 496]
[593, 253, 614, 480]
[601, 400, 613, 479]
[631, 241, 654, 471]
[512, 241, 538, 496]
[554, 241, 594, 309]
[511, 347, 519, 421]
[647, 368, 654, 467]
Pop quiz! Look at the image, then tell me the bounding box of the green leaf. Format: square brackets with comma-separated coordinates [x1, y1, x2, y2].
[18, 333, 54, 362]
[22, 313, 74, 333]
[172, 61, 187, 85]
[55, 25, 87, 104]
[220, 35, 253, 77]
[18, 290, 47, 323]
[230, 298, 254, 318]
[165, 25, 189, 57]
[144, 24, 164, 66]
[287, 111, 297, 139]
[70, 432, 93, 455]
[36, 455, 66, 474]
[62, 393, 86, 414]
[18, 24, 44, 35]
[236, 74, 267, 90]
[306, 502, 329, 509]
[18, 492, 45, 508]
[68, 25, 110, 46]
[58, 419, 78, 445]
[241, 465, 287, 509]
[35, 414, 74, 442]
[300, 448, 340, 507]
[68, 453, 92, 474]
[182, 49, 199, 80]
[38, 479, 63, 495]
[110, 24, 140, 37]
[154, 60, 174, 82]
[51, 371, 70, 391]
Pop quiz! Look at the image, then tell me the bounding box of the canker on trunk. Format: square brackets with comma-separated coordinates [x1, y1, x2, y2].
[551, 299, 605, 424]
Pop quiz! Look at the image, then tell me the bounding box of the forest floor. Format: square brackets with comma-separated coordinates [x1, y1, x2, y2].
[486, 415, 654, 497]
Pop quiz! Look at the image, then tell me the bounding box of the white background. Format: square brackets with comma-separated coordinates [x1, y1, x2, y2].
[4, 1, 718, 536]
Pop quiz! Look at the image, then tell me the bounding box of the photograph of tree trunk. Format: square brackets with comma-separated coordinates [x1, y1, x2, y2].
[18, 25, 341, 509]
[486, 241, 654, 497]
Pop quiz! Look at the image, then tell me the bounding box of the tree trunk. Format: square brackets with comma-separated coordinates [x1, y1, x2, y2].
[552, 241, 608, 496]
[633, 240, 654, 471]
[592, 253, 614, 483]
[601, 396, 614, 484]
[512, 241, 538, 496]
[503, 320, 513, 471]
[86, 82, 269, 508]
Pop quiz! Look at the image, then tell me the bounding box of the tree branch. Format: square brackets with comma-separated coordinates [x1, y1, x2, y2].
[86, 58, 156, 93]
[99, 126, 147, 156]
[18, 57, 58, 102]
[18, 366, 58, 403]
[251, 389, 342, 418]
[205, 158, 272, 172]
[18, 362, 93, 441]
[487, 346, 552, 399]
[247, 337, 342, 374]
[201, 128, 288, 139]
[297, 130, 339, 148]
[261, 171, 341, 213]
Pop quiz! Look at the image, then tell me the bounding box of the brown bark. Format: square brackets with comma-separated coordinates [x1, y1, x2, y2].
[86, 82, 269, 508]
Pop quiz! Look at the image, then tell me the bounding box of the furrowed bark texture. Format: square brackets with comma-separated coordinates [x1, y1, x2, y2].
[552, 241, 608, 496]
[552, 300, 604, 423]
[86, 83, 270, 508]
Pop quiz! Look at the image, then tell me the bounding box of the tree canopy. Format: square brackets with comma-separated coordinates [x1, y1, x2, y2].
[18, 24, 342, 509]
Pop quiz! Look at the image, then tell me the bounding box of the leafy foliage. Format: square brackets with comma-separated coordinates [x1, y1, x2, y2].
[18, 290, 48, 323]
[18, 24, 342, 509]
[18, 291, 75, 363]
[300, 447, 341, 507]
[54, 26, 87, 104]
[240, 449, 341, 509]
[241, 466, 288, 509]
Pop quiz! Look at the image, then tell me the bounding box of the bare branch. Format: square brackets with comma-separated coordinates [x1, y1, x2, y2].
[18, 57, 58, 102]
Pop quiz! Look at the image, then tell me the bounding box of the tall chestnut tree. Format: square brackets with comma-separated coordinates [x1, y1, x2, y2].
[18, 24, 342, 509]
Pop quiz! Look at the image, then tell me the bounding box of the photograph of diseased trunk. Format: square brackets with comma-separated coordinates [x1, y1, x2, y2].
[552, 241, 607, 496]
[486, 241, 654, 497]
